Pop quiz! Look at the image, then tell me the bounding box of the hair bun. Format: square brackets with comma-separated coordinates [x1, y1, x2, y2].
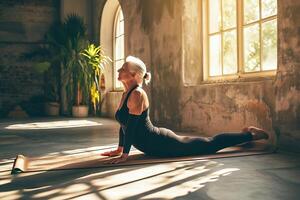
[143, 72, 151, 85]
[144, 72, 150, 79]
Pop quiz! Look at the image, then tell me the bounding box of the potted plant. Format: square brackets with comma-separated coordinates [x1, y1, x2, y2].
[79, 44, 111, 116]
[45, 14, 110, 117]
[46, 14, 88, 116]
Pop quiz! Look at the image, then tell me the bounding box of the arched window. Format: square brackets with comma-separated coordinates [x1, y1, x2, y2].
[113, 6, 125, 89]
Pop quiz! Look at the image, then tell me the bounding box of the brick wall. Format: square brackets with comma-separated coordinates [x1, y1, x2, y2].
[0, 0, 60, 117]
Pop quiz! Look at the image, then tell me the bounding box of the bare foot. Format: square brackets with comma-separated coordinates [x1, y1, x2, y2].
[243, 126, 269, 140]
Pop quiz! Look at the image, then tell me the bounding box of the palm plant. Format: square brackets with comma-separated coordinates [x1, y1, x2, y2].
[46, 14, 88, 114]
[63, 15, 87, 110]
[80, 44, 111, 114]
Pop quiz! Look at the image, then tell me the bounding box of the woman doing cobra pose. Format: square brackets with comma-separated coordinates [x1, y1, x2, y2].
[101, 56, 269, 164]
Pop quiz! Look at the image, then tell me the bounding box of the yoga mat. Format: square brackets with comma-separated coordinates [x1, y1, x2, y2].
[11, 141, 276, 174]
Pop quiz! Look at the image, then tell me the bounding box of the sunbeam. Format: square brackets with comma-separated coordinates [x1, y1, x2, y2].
[5, 120, 103, 130]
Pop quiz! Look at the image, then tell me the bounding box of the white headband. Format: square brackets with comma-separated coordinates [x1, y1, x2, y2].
[126, 56, 146, 73]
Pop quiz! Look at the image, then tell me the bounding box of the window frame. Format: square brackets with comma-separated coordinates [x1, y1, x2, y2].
[202, 0, 277, 81]
[113, 5, 125, 90]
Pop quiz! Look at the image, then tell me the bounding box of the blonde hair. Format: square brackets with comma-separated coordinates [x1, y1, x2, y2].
[126, 56, 152, 85]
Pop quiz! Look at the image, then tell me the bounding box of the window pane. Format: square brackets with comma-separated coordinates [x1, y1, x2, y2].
[119, 20, 124, 35]
[244, 24, 260, 72]
[116, 10, 124, 37]
[120, 35, 124, 58]
[262, 19, 277, 70]
[116, 21, 122, 37]
[262, 0, 277, 18]
[209, 34, 222, 76]
[223, 30, 237, 74]
[119, 9, 124, 21]
[244, 0, 259, 24]
[209, 0, 221, 33]
[223, 0, 236, 29]
[115, 36, 124, 60]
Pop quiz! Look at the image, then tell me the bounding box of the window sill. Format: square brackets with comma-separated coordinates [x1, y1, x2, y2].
[184, 71, 277, 87]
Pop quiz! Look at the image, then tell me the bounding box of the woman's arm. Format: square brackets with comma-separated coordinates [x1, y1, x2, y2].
[122, 114, 140, 154]
[107, 114, 140, 163]
[118, 127, 124, 147]
[107, 90, 145, 163]
[100, 127, 124, 156]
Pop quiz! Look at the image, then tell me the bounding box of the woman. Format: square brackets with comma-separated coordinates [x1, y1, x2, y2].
[101, 56, 269, 164]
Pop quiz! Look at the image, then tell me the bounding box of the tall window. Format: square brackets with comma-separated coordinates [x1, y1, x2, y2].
[113, 6, 125, 89]
[204, 0, 277, 79]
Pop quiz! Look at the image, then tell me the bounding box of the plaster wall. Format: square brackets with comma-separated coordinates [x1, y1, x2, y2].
[275, 0, 300, 151]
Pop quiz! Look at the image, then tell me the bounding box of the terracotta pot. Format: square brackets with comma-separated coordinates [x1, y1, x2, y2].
[72, 105, 89, 117]
[45, 102, 60, 116]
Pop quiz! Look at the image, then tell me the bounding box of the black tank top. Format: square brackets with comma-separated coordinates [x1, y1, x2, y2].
[115, 85, 148, 126]
[115, 85, 155, 152]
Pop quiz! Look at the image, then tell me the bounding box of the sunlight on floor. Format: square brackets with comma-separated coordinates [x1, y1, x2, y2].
[94, 162, 240, 199]
[0, 191, 22, 200]
[22, 161, 240, 200]
[4, 120, 103, 130]
[0, 145, 241, 200]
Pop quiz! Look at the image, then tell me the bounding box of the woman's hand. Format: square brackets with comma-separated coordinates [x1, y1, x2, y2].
[106, 153, 129, 164]
[101, 147, 123, 157]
